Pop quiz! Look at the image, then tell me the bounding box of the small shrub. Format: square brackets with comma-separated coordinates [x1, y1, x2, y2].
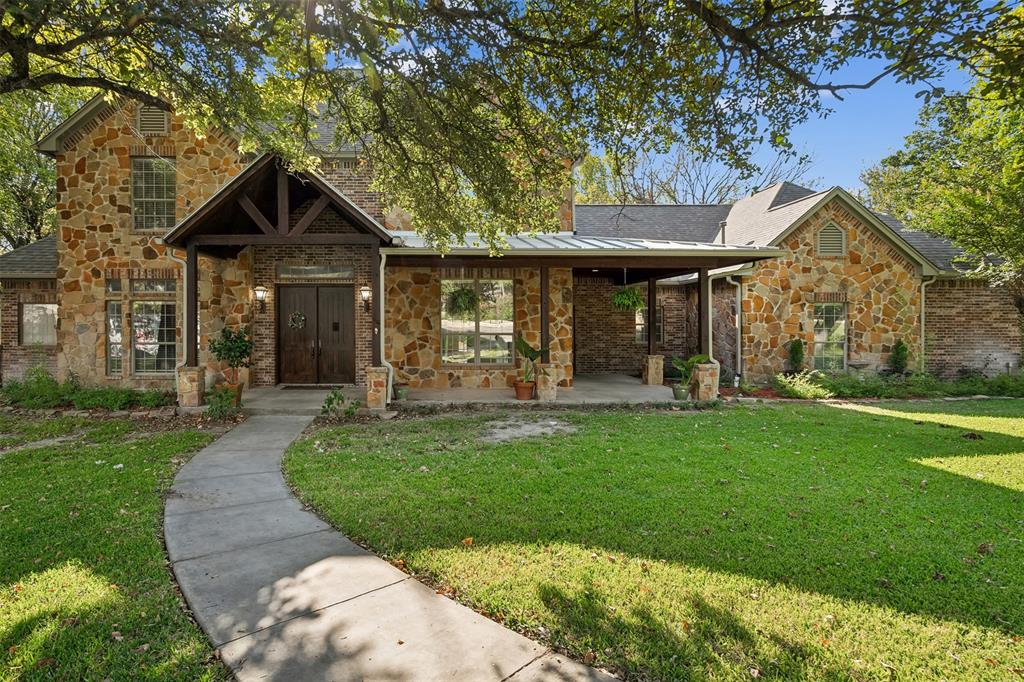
[71, 387, 136, 411]
[205, 385, 239, 420]
[0, 364, 75, 408]
[889, 339, 909, 374]
[137, 389, 174, 408]
[786, 339, 805, 373]
[773, 370, 835, 399]
[208, 327, 254, 385]
[321, 388, 361, 418]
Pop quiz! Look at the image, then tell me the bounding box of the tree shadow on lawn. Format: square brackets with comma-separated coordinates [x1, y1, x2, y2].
[316, 404, 1024, 636]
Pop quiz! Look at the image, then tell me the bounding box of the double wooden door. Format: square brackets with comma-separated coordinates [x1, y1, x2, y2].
[277, 285, 355, 384]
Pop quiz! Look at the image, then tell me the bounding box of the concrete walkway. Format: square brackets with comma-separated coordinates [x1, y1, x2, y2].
[165, 415, 613, 681]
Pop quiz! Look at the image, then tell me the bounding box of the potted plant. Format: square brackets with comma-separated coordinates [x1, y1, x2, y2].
[208, 326, 254, 406]
[671, 353, 710, 399]
[513, 332, 546, 400]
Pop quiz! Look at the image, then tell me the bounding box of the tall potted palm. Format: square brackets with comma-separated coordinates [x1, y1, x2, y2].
[208, 326, 254, 406]
[513, 333, 546, 400]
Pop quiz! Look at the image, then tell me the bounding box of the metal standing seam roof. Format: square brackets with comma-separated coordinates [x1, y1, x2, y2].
[0, 234, 58, 278]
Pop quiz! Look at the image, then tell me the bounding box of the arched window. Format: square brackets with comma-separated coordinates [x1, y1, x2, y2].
[817, 222, 846, 256]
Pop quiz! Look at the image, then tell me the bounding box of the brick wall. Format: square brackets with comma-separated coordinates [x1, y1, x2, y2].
[925, 279, 1022, 377]
[0, 279, 58, 383]
[320, 159, 385, 224]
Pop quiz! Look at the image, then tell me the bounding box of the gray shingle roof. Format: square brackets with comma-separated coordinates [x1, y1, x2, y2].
[874, 213, 966, 273]
[0, 234, 57, 278]
[574, 204, 730, 242]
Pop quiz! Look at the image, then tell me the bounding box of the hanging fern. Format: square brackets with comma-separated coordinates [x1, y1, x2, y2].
[611, 287, 646, 311]
[445, 285, 479, 317]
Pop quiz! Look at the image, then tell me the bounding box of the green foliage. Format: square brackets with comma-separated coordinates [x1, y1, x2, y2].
[1, 364, 176, 411]
[610, 287, 646, 312]
[671, 353, 711, 385]
[773, 370, 836, 399]
[136, 389, 175, 408]
[890, 339, 910, 374]
[444, 285, 479, 318]
[208, 327, 254, 384]
[71, 387, 137, 411]
[514, 332, 545, 383]
[786, 338, 805, 372]
[204, 385, 239, 420]
[321, 388, 361, 418]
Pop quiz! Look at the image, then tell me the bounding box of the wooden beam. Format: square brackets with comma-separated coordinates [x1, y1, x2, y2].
[238, 194, 275, 235]
[371, 244, 381, 365]
[540, 265, 550, 363]
[185, 241, 198, 367]
[276, 167, 289, 234]
[190, 233, 380, 246]
[698, 267, 711, 356]
[647, 276, 657, 356]
[290, 193, 331, 237]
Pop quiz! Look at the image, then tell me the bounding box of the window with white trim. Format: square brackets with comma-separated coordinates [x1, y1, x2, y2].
[817, 222, 846, 256]
[813, 303, 846, 371]
[131, 301, 177, 373]
[440, 279, 514, 364]
[20, 303, 57, 346]
[635, 305, 664, 345]
[131, 157, 176, 231]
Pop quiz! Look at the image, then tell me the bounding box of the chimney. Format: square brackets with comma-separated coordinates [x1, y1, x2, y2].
[719, 220, 727, 244]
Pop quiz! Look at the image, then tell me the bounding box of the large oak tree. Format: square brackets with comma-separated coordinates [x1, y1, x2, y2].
[2, 0, 1021, 248]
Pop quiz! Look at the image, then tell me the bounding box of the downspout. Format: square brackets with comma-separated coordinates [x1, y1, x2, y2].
[379, 250, 394, 406]
[725, 275, 743, 386]
[165, 242, 190, 375]
[920, 276, 936, 373]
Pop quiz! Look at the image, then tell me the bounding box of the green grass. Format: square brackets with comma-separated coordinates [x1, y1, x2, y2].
[285, 401, 1024, 680]
[0, 415, 227, 681]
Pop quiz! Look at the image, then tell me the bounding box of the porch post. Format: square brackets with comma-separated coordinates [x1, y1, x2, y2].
[540, 265, 550, 363]
[647, 276, 657, 356]
[372, 244, 381, 365]
[698, 267, 711, 356]
[185, 240, 198, 367]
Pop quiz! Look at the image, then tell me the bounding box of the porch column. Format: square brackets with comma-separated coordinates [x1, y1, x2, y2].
[372, 244, 381, 365]
[178, 240, 205, 407]
[698, 267, 711, 357]
[540, 265, 550, 363]
[642, 276, 663, 385]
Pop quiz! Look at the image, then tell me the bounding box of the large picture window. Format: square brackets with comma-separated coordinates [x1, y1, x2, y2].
[813, 303, 847, 371]
[131, 301, 176, 373]
[441, 279, 514, 364]
[20, 303, 57, 346]
[131, 157, 176, 230]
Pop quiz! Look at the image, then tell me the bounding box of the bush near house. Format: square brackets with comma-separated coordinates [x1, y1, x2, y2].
[773, 369, 1024, 399]
[1, 365, 174, 410]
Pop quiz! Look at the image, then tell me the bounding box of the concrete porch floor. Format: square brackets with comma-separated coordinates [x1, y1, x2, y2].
[405, 373, 674, 405]
[243, 385, 365, 416]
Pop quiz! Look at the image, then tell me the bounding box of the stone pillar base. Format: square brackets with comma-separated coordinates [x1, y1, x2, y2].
[536, 363, 558, 402]
[366, 366, 389, 410]
[691, 361, 720, 401]
[642, 354, 664, 385]
[177, 366, 205, 408]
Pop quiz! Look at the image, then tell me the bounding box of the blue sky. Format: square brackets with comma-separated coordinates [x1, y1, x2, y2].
[782, 61, 971, 191]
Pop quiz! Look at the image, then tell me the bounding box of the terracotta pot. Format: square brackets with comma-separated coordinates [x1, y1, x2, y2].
[513, 381, 536, 400]
[225, 382, 244, 406]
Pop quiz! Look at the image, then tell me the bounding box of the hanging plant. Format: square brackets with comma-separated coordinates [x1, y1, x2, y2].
[611, 287, 646, 311]
[445, 285, 479, 317]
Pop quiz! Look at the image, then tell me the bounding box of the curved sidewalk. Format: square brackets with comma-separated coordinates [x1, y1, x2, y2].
[165, 415, 613, 681]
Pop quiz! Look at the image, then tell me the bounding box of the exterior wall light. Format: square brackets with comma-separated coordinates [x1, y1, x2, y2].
[359, 285, 372, 312]
[254, 285, 269, 312]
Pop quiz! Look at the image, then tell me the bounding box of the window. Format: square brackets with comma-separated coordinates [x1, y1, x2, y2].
[106, 301, 123, 375]
[131, 278, 176, 293]
[137, 105, 169, 135]
[131, 301, 176, 373]
[635, 305, 664, 345]
[441, 279, 514, 364]
[20, 303, 57, 346]
[817, 223, 846, 256]
[106, 278, 123, 293]
[813, 303, 846, 371]
[131, 157, 176, 230]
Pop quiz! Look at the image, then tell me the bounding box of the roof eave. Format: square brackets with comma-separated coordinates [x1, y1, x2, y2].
[380, 246, 785, 258]
[0, 271, 57, 280]
[34, 94, 110, 157]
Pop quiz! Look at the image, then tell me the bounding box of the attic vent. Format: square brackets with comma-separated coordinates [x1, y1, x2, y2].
[817, 223, 846, 256]
[137, 106, 168, 135]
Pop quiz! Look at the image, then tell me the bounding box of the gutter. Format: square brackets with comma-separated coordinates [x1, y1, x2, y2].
[920, 276, 936, 372]
[378, 246, 785, 259]
[165, 243, 190, 377]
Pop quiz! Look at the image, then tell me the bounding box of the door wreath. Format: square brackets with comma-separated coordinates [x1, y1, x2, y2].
[288, 311, 307, 330]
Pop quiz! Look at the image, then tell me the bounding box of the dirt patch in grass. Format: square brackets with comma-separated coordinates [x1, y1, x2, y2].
[478, 417, 577, 443]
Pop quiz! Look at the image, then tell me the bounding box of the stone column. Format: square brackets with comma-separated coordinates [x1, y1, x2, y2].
[366, 366, 389, 410]
[691, 361, 720, 400]
[642, 354, 664, 385]
[177, 366, 205, 407]
[536, 363, 558, 402]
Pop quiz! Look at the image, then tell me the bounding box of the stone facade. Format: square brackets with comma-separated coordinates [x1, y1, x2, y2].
[0, 278, 58, 382]
[925, 279, 1022, 378]
[738, 199, 923, 383]
[384, 266, 573, 389]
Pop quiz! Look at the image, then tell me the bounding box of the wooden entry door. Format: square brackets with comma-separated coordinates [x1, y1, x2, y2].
[277, 285, 355, 384]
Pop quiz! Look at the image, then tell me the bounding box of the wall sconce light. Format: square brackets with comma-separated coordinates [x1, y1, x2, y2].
[359, 285, 371, 312]
[254, 285, 269, 313]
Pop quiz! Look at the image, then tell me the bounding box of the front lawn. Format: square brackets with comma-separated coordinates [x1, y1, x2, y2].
[285, 401, 1024, 680]
[0, 415, 227, 680]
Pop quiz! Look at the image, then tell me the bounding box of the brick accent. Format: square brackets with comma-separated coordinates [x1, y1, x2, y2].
[0, 279, 58, 383]
[925, 279, 1022, 377]
[320, 160, 385, 225]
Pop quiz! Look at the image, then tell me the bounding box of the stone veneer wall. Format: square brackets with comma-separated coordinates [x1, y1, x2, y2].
[54, 101, 247, 387]
[925, 279, 1022, 378]
[385, 266, 573, 388]
[573, 276, 698, 375]
[740, 198, 922, 383]
[0, 279, 58, 383]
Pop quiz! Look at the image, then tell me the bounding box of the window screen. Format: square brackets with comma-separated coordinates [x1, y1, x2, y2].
[813, 303, 847, 371]
[131, 158, 176, 230]
[132, 301, 176, 373]
[20, 303, 57, 346]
